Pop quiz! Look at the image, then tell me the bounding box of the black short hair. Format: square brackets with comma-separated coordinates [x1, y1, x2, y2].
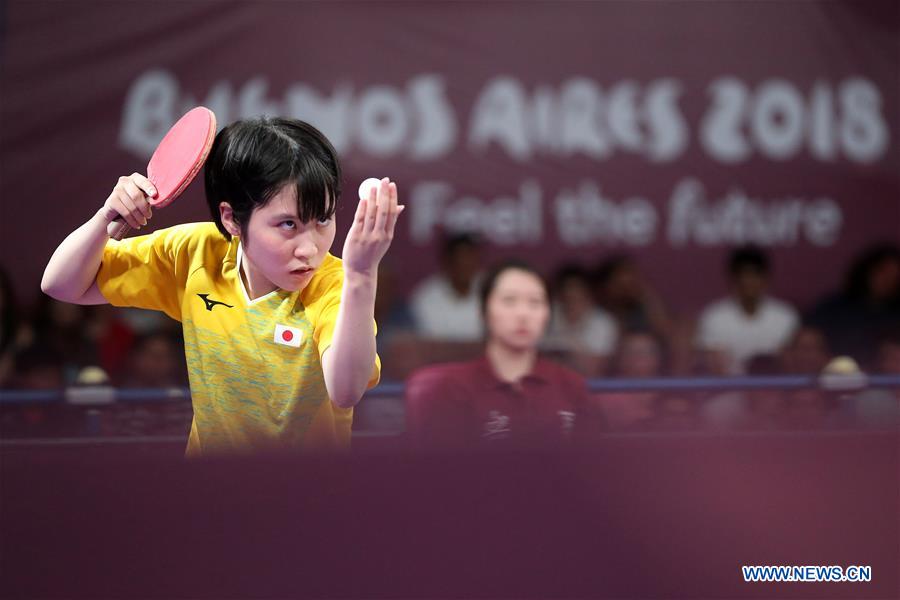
[552, 263, 592, 293]
[204, 117, 342, 240]
[441, 232, 481, 261]
[479, 259, 549, 316]
[593, 254, 633, 287]
[727, 245, 770, 277]
[843, 242, 900, 299]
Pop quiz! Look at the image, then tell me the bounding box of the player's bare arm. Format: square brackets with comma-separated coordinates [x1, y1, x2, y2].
[322, 177, 404, 408]
[41, 173, 157, 305]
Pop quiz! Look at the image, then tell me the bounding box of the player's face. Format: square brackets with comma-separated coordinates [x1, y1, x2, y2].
[485, 269, 550, 351]
[240, 186, 336, 296]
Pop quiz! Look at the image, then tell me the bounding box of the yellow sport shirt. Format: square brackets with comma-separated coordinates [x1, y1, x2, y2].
[97, 222, 380, 455]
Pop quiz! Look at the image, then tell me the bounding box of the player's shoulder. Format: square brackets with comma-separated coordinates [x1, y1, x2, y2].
[148, 221, 226, 250]
[316, 253, 343, 280]
[296, 254, 343, 310]
[302, 253, 344, 303]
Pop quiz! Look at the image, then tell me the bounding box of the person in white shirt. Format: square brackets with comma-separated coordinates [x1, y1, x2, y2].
[543, 264, 618, 376]
[696, 246, 798, 374]
[409, 233, 483, 341]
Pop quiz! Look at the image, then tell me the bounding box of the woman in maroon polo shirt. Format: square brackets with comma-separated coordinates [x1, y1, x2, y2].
[405, 260, 592, 449]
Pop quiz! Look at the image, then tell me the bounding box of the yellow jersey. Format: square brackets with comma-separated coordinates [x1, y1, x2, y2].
[97, 222, 380, 455]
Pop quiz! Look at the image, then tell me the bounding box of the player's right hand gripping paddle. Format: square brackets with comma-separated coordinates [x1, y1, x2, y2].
[108, 106, 217, 240]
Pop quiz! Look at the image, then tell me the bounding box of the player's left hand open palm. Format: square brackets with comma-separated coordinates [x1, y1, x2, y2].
[342, 177, 404, 277]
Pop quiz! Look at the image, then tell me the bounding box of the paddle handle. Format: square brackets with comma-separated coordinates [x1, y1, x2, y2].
[107, 217, 131, 241]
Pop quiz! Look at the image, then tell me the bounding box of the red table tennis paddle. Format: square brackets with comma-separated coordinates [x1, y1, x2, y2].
[108, 106, 217, 240]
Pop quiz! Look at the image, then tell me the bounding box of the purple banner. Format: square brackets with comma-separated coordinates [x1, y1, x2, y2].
[2, 1, 898, 313]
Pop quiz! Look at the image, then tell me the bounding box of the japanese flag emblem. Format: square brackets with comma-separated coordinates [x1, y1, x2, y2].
[274, 324, 303, 348]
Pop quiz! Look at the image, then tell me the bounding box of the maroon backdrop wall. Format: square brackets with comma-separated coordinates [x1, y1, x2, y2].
[2, 1, 898, 313]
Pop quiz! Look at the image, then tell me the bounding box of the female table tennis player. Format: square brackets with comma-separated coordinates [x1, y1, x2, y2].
[41, 117, 402, 455]
[404, 260, 593, 450]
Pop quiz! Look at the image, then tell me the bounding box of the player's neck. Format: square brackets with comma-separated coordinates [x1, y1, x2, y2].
[240, 259, 277, 300]
[486, 341, 537, 384]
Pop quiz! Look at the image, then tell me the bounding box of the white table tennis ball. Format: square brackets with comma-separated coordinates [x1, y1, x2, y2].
[358, 177, 382, 200]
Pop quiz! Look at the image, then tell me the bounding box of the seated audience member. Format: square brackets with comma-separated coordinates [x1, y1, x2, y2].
[543, 264, 618, 376]
[705, 354, 784, 430]
[593, 255, 674, 340]
[591, 330, 664, 430]
[372, 262, 428, 380]
[593, 255, 693, 375]
[695, 245, 798, 374]
[12, 344, 65, 390]
[374, 262, 415, 346]
[698, 350, 769, 430]
[85, 304, 136, 379]
[6, 344, 66, 435]
[806, 243, 900, 369]
[117, 332, 187, 388]
[852, 328, 900, 429]
[0, 266, 24, 387]
[409, 233, 484, 341]
[28, 294, 101, 385]
[405, 260, 591, 449]
[729, 354, 842, 431]
[780, 325, 831, 374]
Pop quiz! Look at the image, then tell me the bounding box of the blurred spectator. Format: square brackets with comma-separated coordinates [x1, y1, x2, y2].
[405, 260, 591, 449]
[852, 328, 900, 429]
[543, 264, 617, 376]
[374, 262, 415, 348]
[696, 245, 798, 374]
[409, 233, 483, 341]
[28, 295, 101, 385]
[117, 332, 187, 388]
[806, 243, 900, 369]
[693, 351, 737, 430]
[0, 265, 25, 387]
[85, 304, 137, 378]
[119, 306, 181, 337]
[0, 266, 19, 354]
[592, 255, 693, 375]
[609, 330, 666, 378]
[5, 344, 66, 436]
[593, 255, 674, 341]
[352, 391, 406, 436]
[698, 354, 787, 430]
[780, 325, 831, 374]
[705, 353, 844, 431]
[11, 344, 65, 390]
[875, 331, 900, 374]
[782, 354, 847, 430]
[591, 330, 664, 430]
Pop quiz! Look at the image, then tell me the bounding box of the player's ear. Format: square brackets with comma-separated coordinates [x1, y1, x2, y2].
[219, 202, 241, 237]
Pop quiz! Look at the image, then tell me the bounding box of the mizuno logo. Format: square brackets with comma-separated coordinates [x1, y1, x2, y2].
[198, 294, 234, 311]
